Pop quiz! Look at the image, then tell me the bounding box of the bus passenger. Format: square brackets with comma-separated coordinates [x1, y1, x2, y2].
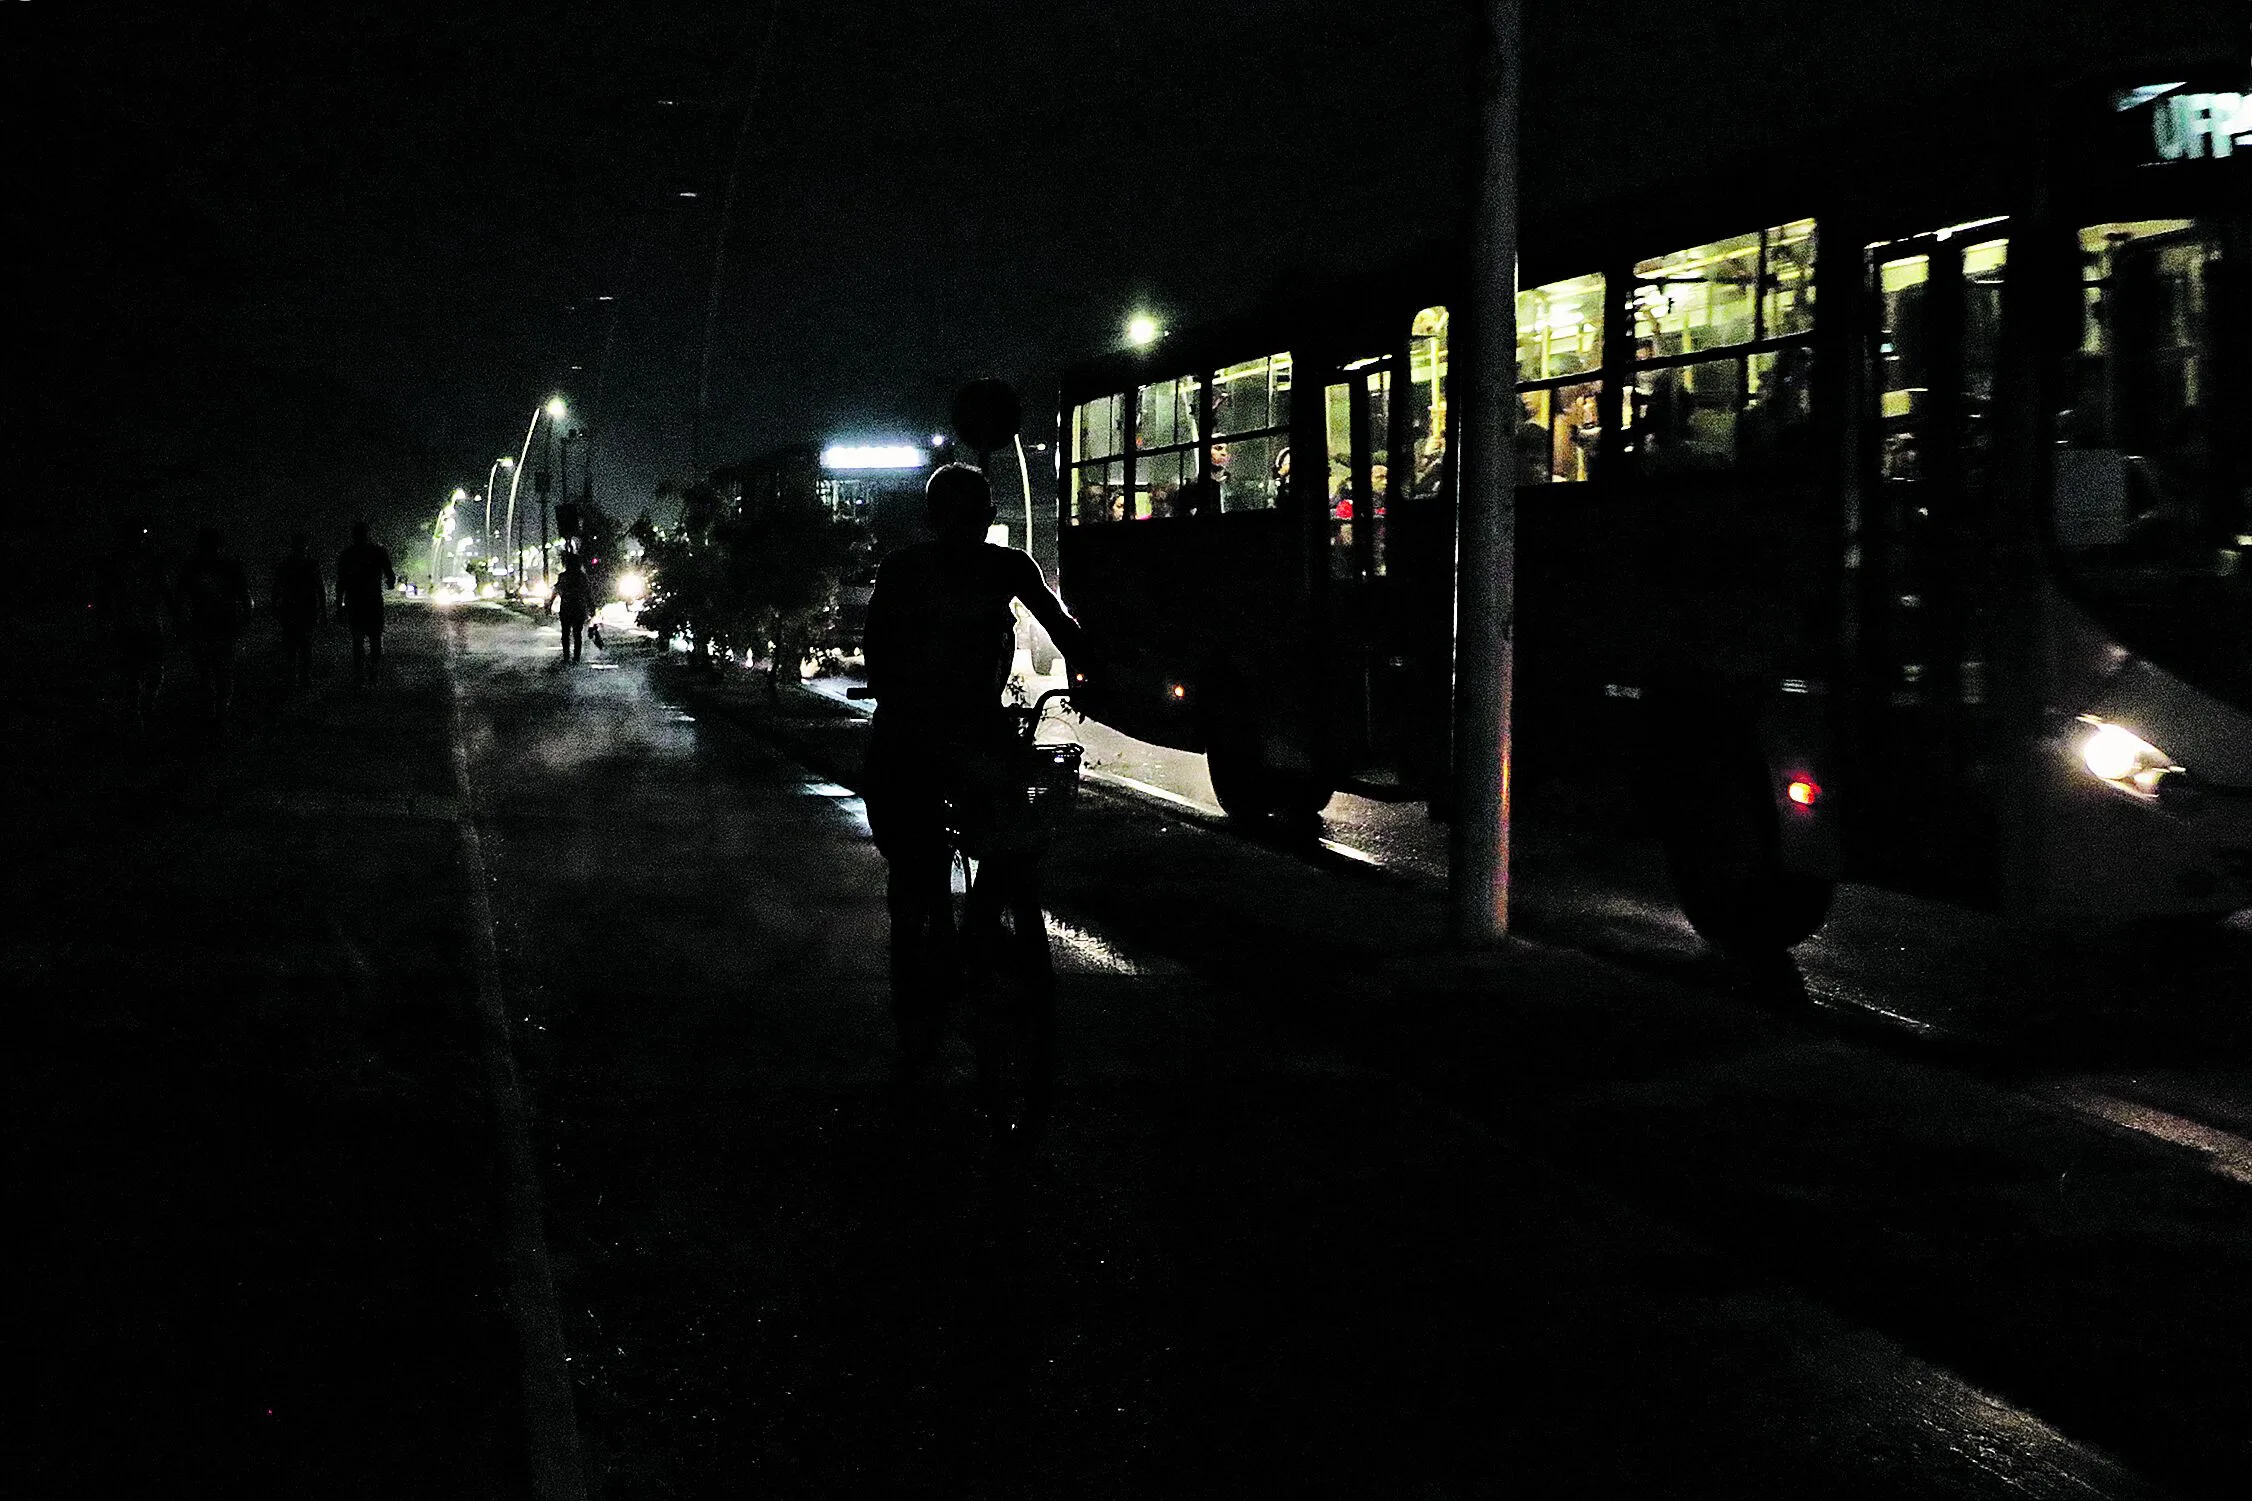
[1518, 400, 1552, 484]
[1178, 473, 1222, 518]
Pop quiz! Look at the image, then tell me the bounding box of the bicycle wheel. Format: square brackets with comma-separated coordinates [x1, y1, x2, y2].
[960, 854, 1057, 1145]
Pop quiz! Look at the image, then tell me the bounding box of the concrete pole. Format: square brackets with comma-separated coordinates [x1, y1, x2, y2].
[506, 407, 540, 592]
[1448, 0, 1521, 944]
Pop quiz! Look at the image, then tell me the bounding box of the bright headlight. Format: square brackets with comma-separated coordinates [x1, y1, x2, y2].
[2076, 715, 2181, 797]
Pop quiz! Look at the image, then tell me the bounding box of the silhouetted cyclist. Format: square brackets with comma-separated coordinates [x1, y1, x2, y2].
[271, 532, 325, 692]
[335, 521, 397, 686]
[555, 551, 594, 663]
[863, 464, 1088, 1062]
[95, 520, 169, 735]
[178, 525, 253, 726]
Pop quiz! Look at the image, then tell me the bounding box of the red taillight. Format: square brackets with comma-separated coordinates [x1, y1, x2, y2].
[1786, 777, 1821, 809]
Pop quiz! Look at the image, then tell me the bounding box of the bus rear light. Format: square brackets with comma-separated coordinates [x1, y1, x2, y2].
[1786, 776, 1821, 809]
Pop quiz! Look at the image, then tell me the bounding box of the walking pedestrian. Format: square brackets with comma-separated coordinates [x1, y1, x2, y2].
[271, 532, 325, 693]
[335, 521, 397, 686]
[555, 551, 594, 663]
[178, 526, 253, 726]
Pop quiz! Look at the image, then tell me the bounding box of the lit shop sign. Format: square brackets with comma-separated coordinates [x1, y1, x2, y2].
[2118, 82, 2252, 162]
[821, 445, 926, 470]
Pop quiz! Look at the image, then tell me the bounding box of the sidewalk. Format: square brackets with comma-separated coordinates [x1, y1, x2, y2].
[12, 605, 525, 1493]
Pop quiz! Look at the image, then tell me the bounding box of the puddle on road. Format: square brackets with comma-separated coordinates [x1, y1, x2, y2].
[1047, 913, 1180, 976]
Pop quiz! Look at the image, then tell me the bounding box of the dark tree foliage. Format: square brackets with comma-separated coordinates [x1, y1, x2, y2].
[633, 471, 863, 693]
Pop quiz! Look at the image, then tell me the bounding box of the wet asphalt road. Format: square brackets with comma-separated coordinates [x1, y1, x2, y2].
[16, 599, 2252, 1497]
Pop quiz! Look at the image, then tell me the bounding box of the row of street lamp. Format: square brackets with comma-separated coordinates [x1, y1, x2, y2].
[424, 306, 1167, 598]
[430, 393, 578, 599]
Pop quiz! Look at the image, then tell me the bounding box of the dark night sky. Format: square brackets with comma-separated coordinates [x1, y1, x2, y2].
[7, 1, 2240, 568]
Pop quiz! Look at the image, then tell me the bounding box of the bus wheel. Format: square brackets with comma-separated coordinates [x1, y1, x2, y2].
[1661, 755, 1833, 955]
[1207, 745, 1333, 823]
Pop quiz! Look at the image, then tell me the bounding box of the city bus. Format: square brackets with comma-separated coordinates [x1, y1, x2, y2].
[1053, 59, 2251, 953]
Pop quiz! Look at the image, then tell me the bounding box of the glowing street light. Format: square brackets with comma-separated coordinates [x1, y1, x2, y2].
[504, 397, 570, 593]
[1126, 314, 1162, 347]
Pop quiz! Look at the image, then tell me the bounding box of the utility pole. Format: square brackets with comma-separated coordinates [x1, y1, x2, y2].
[692, 0, 784, 471]
[1449, 0, 1521, 944]
[536, 455, 553, 589]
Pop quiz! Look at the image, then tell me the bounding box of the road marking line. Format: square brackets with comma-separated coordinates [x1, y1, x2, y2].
[2050, 1085, 2252, 1187]
[440, 626, 589, 1501]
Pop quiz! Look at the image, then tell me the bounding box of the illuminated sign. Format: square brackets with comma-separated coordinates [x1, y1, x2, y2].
[2150, 90, 2251, 160]
[821, 445, 927, 470]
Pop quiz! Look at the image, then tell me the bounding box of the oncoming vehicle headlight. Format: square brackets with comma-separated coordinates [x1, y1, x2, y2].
[2076, 715, 2183, 798]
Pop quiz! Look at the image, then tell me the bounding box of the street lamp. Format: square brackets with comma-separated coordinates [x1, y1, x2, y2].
[485, 456, 513, 565]
[542, 398, 571, 586]
[432, 487, 466, 592]
[503, 396, 568, 595]
[1126, 314, 1162, 347]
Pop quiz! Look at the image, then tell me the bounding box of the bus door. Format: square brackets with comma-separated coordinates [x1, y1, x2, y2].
[1859, 226, 2012, 899]
[1321, 355, 1406, 784]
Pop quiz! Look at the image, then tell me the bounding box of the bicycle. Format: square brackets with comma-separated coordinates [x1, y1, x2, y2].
[852, 685, 1083, 1144]
[947, 688, 1083, 1143]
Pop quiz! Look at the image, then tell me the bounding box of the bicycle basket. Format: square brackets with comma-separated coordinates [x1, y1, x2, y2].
[955, 741, 1083, 858]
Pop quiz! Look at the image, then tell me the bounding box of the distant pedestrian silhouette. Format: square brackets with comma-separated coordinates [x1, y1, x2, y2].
[336, 522, 397, 686]
[555, 552, 594, 663]
[271, 532, 325, 692]
[95, 520, 169, 735]
[178, 526, 253, 725]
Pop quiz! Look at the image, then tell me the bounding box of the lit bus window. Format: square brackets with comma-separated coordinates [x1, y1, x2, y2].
[1213, 353, 1290, 437]
[1132, 375, 1204, 520]
[1961, 239, 2008, 491]
[1764, 219, 1817, 338]
[1212, 353, 1291, 512]
[1518, 382, 1601, 484]
[1628, 219, 1819, 474]
[1071, 459, 1124, 524]
[1136, 375, 1199, 451]
[1069, 394, 1128, 524]
[1212, 433, 1282, 512]
[1516, 274, 1601, 382]
[2058, 220, 2215, 547]
[1510, 280, 1599, 485]
[1634, 219, 1815, 356]
[1407, 307, 1449, 497]
[1876, 253, 1931, 480]
[1075, 394, 1124, 465]
[1138, 447, 1197, 519]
